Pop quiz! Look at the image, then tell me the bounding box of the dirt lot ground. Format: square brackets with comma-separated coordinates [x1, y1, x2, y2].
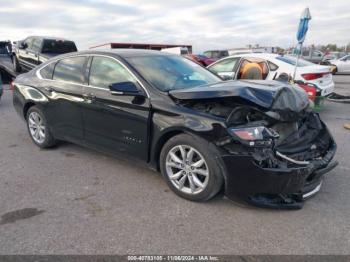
[0, 75, 349, 255]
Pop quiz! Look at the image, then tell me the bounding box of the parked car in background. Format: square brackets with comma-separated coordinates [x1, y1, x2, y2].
[322, 51, 347, 62]
[207, 53, 334, 97]
[300, 49, 324, 64]
[329, 54, 350, 74]
[184, 54, 216, 66]
[12, 36, 77, 73]
[203, 50, 229, 60]
[12, 50, 337, 209]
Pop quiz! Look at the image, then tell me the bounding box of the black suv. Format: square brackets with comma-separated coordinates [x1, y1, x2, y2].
[12, 36, 77, 73]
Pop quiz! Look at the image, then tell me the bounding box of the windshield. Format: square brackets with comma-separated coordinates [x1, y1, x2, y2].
[276, 55, 314, 67]
[126, 55, 221, 91]
[42, 39, 77, 54]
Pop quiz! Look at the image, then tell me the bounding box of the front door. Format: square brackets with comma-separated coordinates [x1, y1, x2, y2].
[81, 56, 150, 160]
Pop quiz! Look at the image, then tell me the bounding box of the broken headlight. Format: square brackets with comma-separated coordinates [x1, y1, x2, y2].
[229, 126, 279, 146]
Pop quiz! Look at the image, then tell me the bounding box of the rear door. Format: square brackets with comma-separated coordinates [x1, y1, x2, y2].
[338, 55, 350, 72]
[41, 56, 88, 143]
[81, 55, 150, 160]
[26, 37, 42, 68]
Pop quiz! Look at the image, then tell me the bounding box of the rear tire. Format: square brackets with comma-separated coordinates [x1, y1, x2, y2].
[26, 106, 57, 148]
[160, 134, 224, 202]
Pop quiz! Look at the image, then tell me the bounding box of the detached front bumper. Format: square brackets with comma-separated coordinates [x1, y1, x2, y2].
[221, 141, 337, 210]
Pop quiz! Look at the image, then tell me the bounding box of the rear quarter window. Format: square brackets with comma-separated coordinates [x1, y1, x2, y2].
[39, 62, 56, 80]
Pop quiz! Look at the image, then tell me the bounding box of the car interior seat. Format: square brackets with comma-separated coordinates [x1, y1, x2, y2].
[240, 62, 263, 80]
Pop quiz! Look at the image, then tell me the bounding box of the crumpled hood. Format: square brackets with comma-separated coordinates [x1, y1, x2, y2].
[169, 80, 310, 113]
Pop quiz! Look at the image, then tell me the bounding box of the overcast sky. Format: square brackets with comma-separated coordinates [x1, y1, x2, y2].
[0, 0, 349, 53]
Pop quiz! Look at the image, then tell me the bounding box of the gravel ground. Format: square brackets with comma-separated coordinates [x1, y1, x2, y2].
[0, 77, 349, 255]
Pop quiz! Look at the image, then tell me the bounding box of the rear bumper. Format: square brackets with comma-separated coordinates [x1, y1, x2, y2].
[318, 81, 334, 96]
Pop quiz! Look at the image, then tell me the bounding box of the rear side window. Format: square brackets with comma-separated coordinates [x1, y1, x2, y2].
[42, 39, 77, 54]
[88, 56, 137, 89]
[209, 57, 239, 73]
[53, 56, 86, 84]
[267, 61, 279, 71]
[40, 62, 56, 80]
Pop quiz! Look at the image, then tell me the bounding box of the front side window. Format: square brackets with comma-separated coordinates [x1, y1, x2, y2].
[88, 56, 137, 89]
[24, 37, 33, 49]
[203, 51, 211, 58]
[208, 57, 239, 73]
[312, 51, 322, 58]
[31, 38, 42, 52]
[126, 55, 220, 91]
[53, 56, 86, 84]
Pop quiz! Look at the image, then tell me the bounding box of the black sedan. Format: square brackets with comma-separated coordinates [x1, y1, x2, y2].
[12, 50, 337, 209]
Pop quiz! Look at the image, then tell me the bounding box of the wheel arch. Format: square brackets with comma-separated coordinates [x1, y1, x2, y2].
[23, 101, 36, 119]
[152, 129, 186, 171]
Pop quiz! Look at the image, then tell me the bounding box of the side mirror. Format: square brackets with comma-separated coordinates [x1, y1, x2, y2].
[109, 81, 143, 96]
[217, 72, 235, 81]
[19, 42, 27, 49]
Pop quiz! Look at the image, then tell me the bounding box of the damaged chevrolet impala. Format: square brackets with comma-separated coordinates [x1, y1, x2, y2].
[13, 50, 337, 209]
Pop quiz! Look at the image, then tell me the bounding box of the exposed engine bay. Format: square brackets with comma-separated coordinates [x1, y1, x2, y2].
[179, 97, 334, 171]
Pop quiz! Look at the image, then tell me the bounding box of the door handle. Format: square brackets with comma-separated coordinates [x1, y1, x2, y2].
[44, 87, 55, 93]
[82, 93, 96, 102]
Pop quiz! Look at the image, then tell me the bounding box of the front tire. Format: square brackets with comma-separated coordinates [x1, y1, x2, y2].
[26, 106, 56, 148]
[160, 134, 224, 202]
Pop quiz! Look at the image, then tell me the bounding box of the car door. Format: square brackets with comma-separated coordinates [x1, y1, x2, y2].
[339, 55, 350, 72]
[81, 55, 150, 160]
[207, 57, 240, 80]
[26, 37, 42, 69]
[18, 37, 34, 70]
[40, 56, 87, 143]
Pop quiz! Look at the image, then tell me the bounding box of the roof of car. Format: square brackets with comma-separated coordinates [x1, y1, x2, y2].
[70, 49, 174, 58]
[234, 53, 280, 59]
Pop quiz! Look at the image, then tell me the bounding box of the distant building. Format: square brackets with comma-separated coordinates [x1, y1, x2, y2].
[90, 42, 192, 53]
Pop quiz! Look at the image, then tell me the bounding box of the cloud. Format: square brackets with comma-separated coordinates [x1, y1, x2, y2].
[0, 0, 349, 53]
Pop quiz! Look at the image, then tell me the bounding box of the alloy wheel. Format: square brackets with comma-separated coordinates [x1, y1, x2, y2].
[165, 145, 209, 195]
[28, 111, 46, 144]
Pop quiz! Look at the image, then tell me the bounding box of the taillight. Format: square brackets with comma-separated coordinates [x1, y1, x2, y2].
[302, 72, 329, 80]
[298, 83, 317, 101]
[10, 81, 15, 91]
